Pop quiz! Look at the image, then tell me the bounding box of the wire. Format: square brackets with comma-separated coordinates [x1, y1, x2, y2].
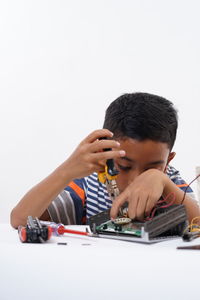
[145, 192, 175, 221]
[181, 173, 200, 205]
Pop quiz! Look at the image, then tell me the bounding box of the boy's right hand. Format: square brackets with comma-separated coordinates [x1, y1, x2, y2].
[62, 129, 126, 180]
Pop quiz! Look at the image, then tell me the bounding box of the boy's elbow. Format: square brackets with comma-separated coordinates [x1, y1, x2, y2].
[10, 208, 25, 229]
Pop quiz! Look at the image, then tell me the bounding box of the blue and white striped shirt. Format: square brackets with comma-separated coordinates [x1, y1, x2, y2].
[47, 165, 196, 225]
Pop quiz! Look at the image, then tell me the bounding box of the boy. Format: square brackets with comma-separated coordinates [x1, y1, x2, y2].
[10, 93, 200, 228]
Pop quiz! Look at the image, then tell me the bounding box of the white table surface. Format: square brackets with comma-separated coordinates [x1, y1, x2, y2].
[0, 223, 200, 300]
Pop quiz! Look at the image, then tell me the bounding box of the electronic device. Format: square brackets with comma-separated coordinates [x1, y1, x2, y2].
[89, 204, 188, 244]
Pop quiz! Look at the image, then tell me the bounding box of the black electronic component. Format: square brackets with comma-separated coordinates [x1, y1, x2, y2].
[18, 216, 52, 243]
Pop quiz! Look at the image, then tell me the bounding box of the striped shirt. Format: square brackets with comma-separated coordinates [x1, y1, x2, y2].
[47, 165, 196, 225]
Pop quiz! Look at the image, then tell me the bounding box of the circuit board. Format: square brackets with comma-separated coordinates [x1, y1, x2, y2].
[96, 219, 142, 237]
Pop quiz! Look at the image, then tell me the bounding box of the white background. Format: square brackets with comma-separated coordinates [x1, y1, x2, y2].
[1, 223, 200, 300]
[0, 0, 200, 223]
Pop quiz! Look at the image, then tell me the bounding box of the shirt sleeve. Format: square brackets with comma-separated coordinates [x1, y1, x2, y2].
[47, 178, 86, 225]
[166, 165, 196, 200]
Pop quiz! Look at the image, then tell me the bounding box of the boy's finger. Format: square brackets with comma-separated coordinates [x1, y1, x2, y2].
[80, 129, 113, 144]
[92, 149, 126, 162]
[110, 191, 128, 219]
[89, 139, 120, 153]
[135, 194, 147, 221]
[145, 198, 153, 216]
[127, 196, 139, 220]
[145, 195, 158, 216]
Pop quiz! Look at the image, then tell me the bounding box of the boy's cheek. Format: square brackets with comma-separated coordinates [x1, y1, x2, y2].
[116, 176, 128, 192]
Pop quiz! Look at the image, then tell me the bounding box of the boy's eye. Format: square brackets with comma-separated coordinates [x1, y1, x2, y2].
[117, 164, 131, 171]
[143, 166, 163, 172]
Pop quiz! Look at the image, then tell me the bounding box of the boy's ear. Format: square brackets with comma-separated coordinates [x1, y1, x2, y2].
[167, 152, 176, 163]
[164, 152, 176, 172]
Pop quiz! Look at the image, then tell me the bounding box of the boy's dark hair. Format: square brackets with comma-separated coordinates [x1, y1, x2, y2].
[103, 92, 178, 150]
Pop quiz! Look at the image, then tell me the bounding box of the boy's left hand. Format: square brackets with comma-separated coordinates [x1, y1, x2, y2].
[110, 169, 167, 221]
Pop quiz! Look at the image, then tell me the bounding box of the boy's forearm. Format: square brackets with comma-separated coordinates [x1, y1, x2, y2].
[163, 176, 200, 223]
[10, 163, 74, 229]
[10, 129, 123, 228]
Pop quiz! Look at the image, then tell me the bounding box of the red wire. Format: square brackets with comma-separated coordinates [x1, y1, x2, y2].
[145, 192, 175, 221]
[181, 174, 200, 204]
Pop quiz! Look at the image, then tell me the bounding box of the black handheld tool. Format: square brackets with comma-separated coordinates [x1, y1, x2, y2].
[98, 137, 119, 182]
[97, 137, 119, 201]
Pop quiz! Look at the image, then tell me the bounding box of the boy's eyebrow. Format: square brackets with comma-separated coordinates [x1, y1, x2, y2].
[121, 157, 165, 165]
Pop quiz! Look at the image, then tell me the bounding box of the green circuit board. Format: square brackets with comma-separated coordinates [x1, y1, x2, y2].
[96, 219, 142, 237]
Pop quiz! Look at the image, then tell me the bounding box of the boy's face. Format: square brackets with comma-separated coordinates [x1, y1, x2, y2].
[114, 138, 175, 192]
